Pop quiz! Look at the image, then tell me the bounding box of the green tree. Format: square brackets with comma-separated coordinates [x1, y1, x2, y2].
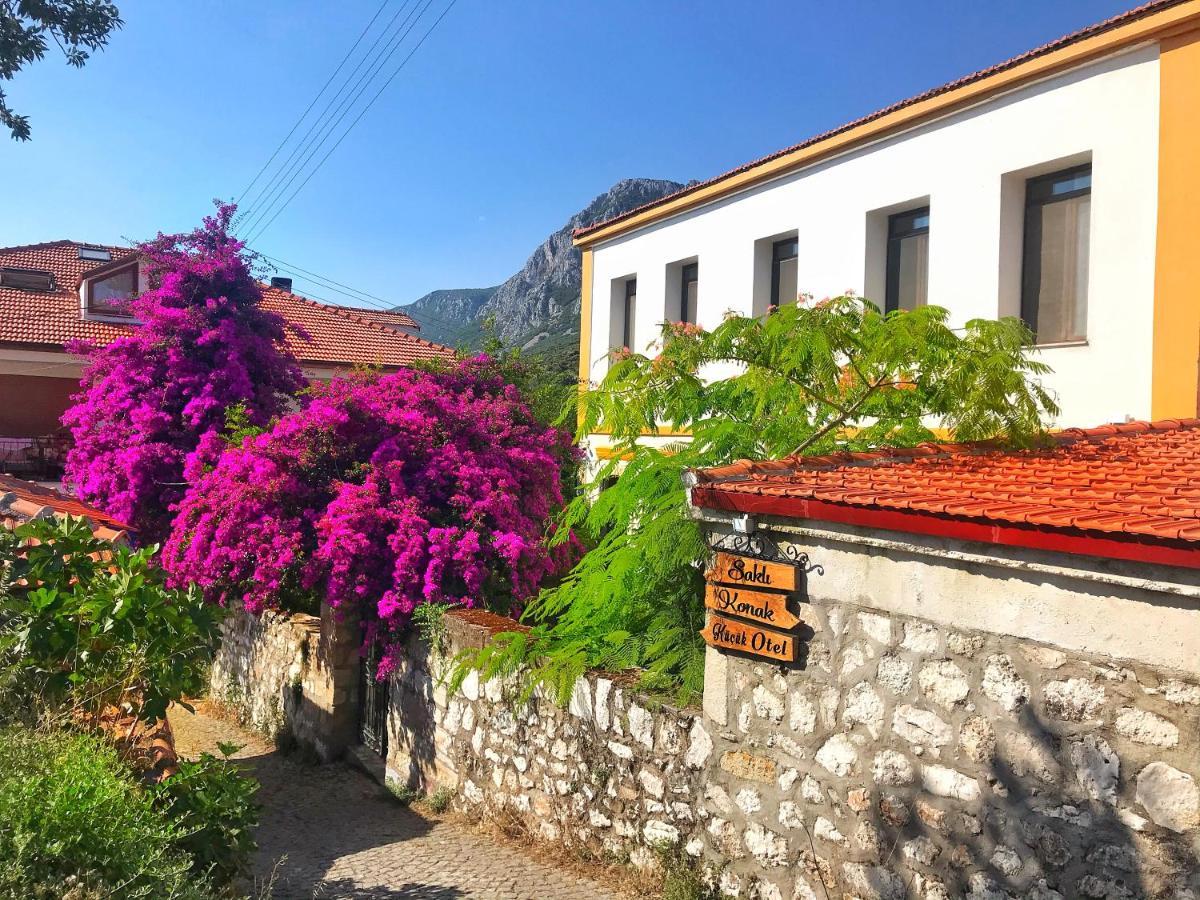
[1, 0, 122, 140]
[0, 515, 221, 726]
[461, 296, 1058, 703]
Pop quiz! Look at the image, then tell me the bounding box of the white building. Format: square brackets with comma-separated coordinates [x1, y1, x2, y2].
[574, 0, 1200, 453]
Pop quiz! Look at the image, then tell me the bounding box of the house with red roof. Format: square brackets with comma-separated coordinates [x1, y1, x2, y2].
[0, 239, 453, 477]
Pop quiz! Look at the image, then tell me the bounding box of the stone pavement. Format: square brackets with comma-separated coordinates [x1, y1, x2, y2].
[169, 704, 621, 900]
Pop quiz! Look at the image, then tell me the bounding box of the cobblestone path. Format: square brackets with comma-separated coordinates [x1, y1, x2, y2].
[169, 704, 620, 900]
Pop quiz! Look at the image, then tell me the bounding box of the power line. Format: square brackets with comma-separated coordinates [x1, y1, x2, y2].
[235, 0, 393, 209]
[258, 252, 484, 334]
[244, 0, 457, 243]
[238, 0, 418, 226]
[238, 0, 427, 235]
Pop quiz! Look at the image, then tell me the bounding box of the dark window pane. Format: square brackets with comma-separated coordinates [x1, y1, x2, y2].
[770, 238, 798, 307]
[623, 278, 637, 348]
[1022, 166, 1090, 343]
[885, 207, 929, 312]
[681, 263, 698, 324]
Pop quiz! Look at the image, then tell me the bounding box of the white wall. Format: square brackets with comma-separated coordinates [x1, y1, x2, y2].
[586, 46, 1161, 430]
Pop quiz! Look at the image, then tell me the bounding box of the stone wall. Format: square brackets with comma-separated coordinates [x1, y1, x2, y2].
[383, 599, 1200, 898]
[384, 609, 715, 867]
[209, 532, 1200, 897]
[209, 603, 360, 762]
[700, 596, 1200, 900]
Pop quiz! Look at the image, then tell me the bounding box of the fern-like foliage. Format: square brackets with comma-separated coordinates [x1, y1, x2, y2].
[456, 296, 1059, 705]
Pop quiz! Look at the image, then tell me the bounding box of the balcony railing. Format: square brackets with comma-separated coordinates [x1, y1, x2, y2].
[0, 434, 69, 482]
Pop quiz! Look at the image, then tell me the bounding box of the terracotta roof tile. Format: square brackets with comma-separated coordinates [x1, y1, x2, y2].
[575, 0, 1189, 242]
[0, 473, 131, 538]
[689, 420, 1200, 551]
[0, 241, 453, 368]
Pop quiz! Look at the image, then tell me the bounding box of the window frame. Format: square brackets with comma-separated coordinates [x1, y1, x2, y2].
[680, 262, 698, 325]
[769, 237, 799, 309]
[884, 206, 930, 314]
[0, 267, 56, 292]
[85, 261, 139, 318]
[1020, 163, 1092, 344]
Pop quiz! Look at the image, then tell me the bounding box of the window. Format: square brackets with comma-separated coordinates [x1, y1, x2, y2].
[885, 207, 929, 313]
[680, 262, 698, 325]
[77, 246, 112, 262]
[0, 267, 55, 292]
[622, 278, 637, 349]
[87, 264, 138, 317]
[770, 238, 798, 308]
[1021, 164, 1091, 343]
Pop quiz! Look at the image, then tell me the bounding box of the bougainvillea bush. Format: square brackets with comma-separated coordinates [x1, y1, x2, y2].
[62, 203, 306, 541]
[163, 359, 578, 675]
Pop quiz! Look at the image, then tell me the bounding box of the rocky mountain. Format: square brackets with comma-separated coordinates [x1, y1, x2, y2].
[399, 178, 685, 352]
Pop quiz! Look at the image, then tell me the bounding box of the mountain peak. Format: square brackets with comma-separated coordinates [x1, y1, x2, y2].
[400, 177, 685, 348]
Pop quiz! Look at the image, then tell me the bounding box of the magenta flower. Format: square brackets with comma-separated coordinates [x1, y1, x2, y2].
[62, 203, 306, 541]
[162, 359, 579, 672]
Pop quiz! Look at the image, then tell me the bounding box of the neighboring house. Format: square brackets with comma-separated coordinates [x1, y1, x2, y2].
[0, 240, 454, 475]
[0, 472, 131, 541]
[575, 0, 1200, 454]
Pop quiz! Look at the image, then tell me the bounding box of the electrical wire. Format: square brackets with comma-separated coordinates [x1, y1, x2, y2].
[238, 0, 429, 235]
[238, 0, 419, 225]
[235, 0, 393, 208]
[244, 0, 458, 243]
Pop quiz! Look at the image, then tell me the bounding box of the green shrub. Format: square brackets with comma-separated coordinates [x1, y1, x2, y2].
[0, 725, 214, 900]
[425, 785, 454, 813]
[153, 743, 259, 890]
[0, 515, 222, 725]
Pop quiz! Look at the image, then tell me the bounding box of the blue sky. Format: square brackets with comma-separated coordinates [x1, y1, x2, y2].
[0, 0, 1134, 309]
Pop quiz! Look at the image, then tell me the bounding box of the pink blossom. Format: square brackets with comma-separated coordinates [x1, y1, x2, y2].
[162, 358, 579, 669]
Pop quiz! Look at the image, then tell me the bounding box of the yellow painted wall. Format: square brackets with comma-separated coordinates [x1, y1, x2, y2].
[1152, 27, 1200, 419]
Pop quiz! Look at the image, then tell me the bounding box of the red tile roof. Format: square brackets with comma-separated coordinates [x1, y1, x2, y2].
[689, 420, 1200, 567]
[0, 473, 131, 540]
[0, 240, 453, 368]
[575, 0, 1189, 243]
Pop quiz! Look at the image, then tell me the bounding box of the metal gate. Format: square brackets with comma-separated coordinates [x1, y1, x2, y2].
[358, 640, 389, 757]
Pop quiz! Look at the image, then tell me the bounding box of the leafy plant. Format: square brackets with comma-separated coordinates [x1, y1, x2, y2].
[425, 785, 454, 813]
[0, 725, 214, 899]
[460, 296, 1057, 702]
[62, 202, 306, 541]
[0, 515, 222, 725]
[153, 744, 259, 891]
[386, 780, 421, 805]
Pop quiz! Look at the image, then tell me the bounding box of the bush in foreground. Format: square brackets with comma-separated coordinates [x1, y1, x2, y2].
[0, 726, 210, 900]
[0, 515, 221, 726]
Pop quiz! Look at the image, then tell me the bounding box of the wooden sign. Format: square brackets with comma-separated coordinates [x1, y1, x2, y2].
[704, 583, 800, 630]
[707, 552, 797, 593]
[701, 613, 796, 662]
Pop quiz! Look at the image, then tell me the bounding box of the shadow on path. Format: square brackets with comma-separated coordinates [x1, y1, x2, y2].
[169, 703, 616, 900]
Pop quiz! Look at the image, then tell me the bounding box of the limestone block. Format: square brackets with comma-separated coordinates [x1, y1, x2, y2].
[1115, 707, 1179, 747]
[815, 733, 860, 777]
[921, 765, 980, 801]
[843, 682, 885, 738]
[981, 654, 1029, 712]
[892, 704, 953, 746]
[1042, 678, 1106, 721]
[918, 659, 971, 709]
[1136, 762, 1200, 832]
